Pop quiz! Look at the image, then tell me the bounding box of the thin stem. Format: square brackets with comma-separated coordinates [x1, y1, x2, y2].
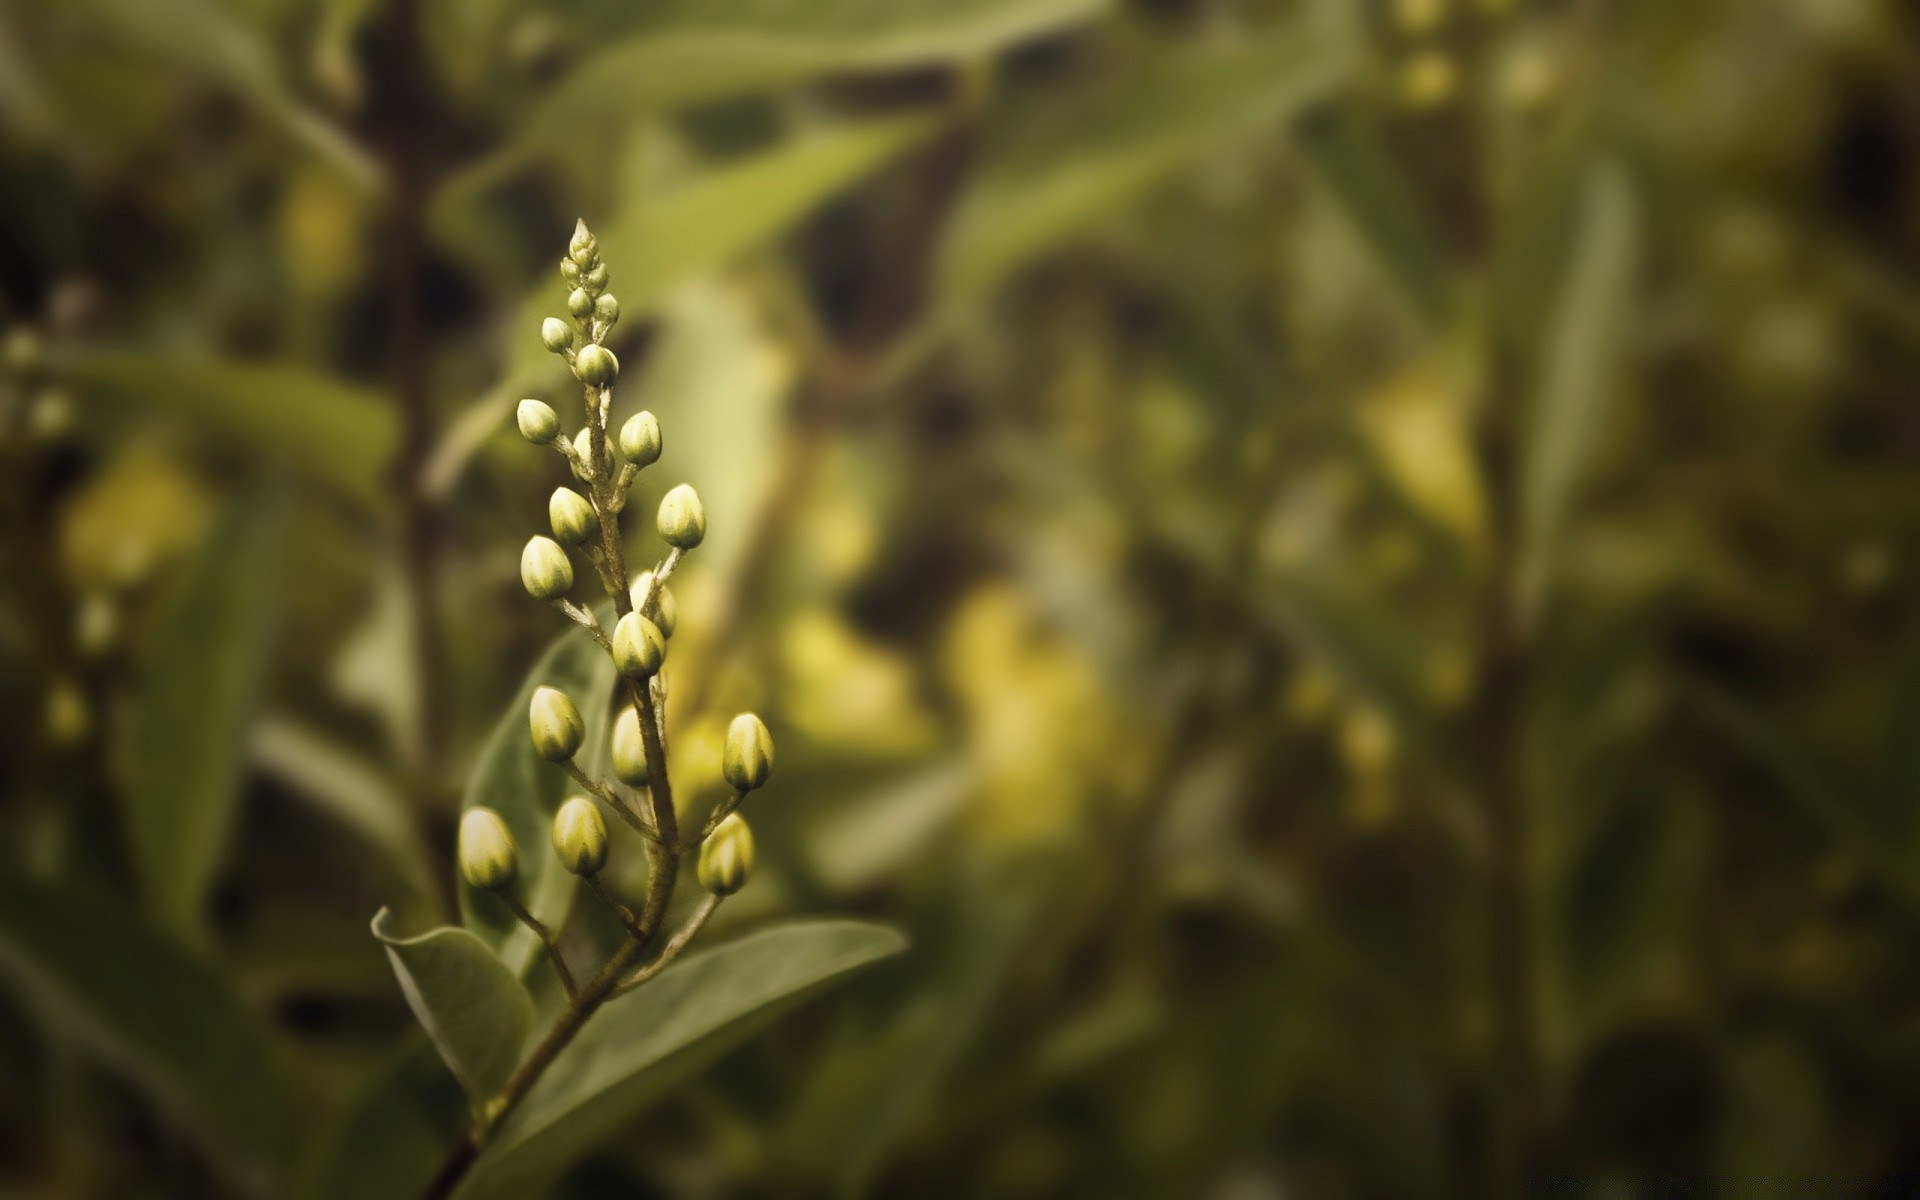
[613, 894, 720, 997]
[561, 761, 655, 839]
[687, 792, 745, 852]
[551, 599, 610, 649]
[583, 873, 647, 940]
[497, 891, 577, 1001]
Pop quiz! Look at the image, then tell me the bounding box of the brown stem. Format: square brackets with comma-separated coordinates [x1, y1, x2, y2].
[498, 891, 577, 1001]
[382, 0, 445, 793]
[424, 839, 677, 1199]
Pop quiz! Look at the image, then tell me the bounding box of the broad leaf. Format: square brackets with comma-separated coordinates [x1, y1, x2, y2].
[373, 910, 536, 1101]
[1519, 162, 1639, 601]
[59, 351, 398, 505]
[458, 920, 907, 1199]
[0, 880, 288, 1192]
[937, 23, 1351, 307]
[512, 0, 1107, 149]
[458, 625, 616, 973]
[123, 496, 284, 944]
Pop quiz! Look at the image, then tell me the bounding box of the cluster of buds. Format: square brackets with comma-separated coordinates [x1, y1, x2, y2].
[460, 221, 777, 1005]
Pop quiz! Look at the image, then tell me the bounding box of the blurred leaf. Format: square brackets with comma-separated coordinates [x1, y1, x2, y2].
[123, 497, 284, 944]
[1689, 681, 1920, 914]
[60, 351, 398, 505]
[298, 1041, 464, 1200]
[458, 625, 616, 974]
[1519, 161, 1639, 597]
[1261, 568, 1433, 746]
[805, 757, 974, 893]
[509, 0, 1107, 150]
[429, 117, 933, 501]
[1298, 103, 1451, 328]
[69, 0, 377, 188]
[0, 6, 54, 142]
[372, 910, 536, 1102]
[0, 880, 287, 1192]
[938, 24, 1351, 307]
[253, 717, 438, 906]
[459, 920, 906, 1199]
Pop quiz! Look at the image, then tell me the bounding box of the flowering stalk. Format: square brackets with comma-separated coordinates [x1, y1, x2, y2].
[426, 223, 775, 1199]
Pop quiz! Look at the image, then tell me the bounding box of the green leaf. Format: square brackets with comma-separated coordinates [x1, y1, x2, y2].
[1261, 567, 1433, 747]
[513, 0, 1107, 148]
[458, 625, 616, 974]
[1519, 162, 1639, 598]
[372, 910, 537, 1101]
[298, 1041, 465, 1200]
[1298, 102, 1451, 328]
[253, 717, 438, 906]
[937, 23, 1351, 308]
[0, 880, 288, 1192]
[458, 920, 907, 1199]
[122, 497, 284, 944]
[59, 351, 398, 504]
[70, 0, 377, 187]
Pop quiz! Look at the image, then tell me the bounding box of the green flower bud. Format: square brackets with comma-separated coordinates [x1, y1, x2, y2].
[550, 796, 608, 876]
[570, 428, 594, 481]
[698, 814, 754, 896]
[574, 344, 619, 388]
[529, 685, 584, 761]
[611, 705, 649, 786]
[541, 317, 575, 353]
[548, 488, 597, 546]
[458, 807, 519, 891]
[722, 712, 774, 792]
[560, 257, 581, 283]
[521, 535, 574, 599]
[582, 263, 609, 293]
[594, 293, 620, 327]
[657, 484, 706, 549]
[569, 219, 598, 266]
[567, 287, 594, 319]
[617, 411, 661, 467]
[629, 571, 678, 636]
[611, 611, 666, 679]
[517, 398, 560, 445]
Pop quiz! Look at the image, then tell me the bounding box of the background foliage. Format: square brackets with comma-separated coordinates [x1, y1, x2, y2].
[3, 0, 1920, 1194]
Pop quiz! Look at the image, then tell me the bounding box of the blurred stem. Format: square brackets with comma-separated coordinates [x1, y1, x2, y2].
[382, 0, 446, 799]
[676, 63, 988, 721]
[499, 890, 577, 1001]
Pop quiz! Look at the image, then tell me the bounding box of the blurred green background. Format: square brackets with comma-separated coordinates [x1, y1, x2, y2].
[4, 0, 1920, 1194]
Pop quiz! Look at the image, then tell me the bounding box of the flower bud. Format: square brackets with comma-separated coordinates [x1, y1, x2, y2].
[574, 344, 618, 388]
[567, 287, 594, 319]
[560, 257, 581, 283]
[629, 571, 678, 636]
[611, 705, 649, 786]
[568, 219, 599, 266]
[657, 484, 706, 549]
[541, 317, 575, 353]
[548, 488, 597, 546]
[617, 411, 661, 467]
[458, 807, 519, 891]
[582, 264, 609, 293]
[529, 685, 584, 761]
[517, 398, 560, 444]
[611, 612, 666, 679]
[594, 293, 620, 327]
[550, 796, 608, 876]
[722, 712, 774, 792]
[698, 814, 754, 895]
[570, 428, 594, 481]
[521, 535, 574, 599]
